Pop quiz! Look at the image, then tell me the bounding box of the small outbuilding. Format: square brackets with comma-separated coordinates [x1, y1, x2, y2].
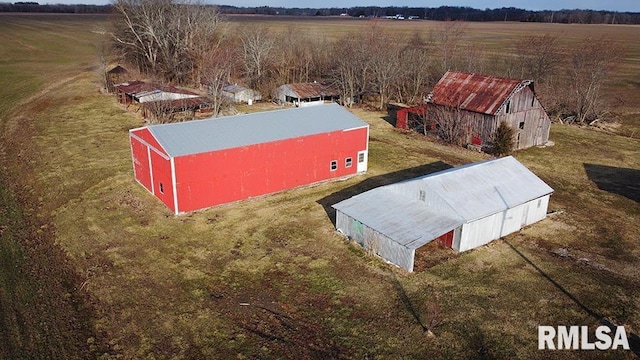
[426, 71, 551, 150]
[274, 82, 340, 106]
[105, 65, 128, 93]
[221, 84, 262, 104]
[130, 103, 369, 214]
[114, 81, 200, 106]
[332, 156, 553, 272]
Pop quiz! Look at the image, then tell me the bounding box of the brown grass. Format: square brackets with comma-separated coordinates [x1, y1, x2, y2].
[1, 14, 639, 359]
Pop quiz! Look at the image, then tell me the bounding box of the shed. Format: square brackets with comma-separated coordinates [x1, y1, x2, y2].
[426, 71, 551, 150]
[114, 81, 200, 106]
[106, 65, 128, 93]
[274, 82, 340, 106]
[332, 156, 553, 272]
[221, 84, 262, 104]
[130, 103, 369, 214]
[141, 97, 214, 121]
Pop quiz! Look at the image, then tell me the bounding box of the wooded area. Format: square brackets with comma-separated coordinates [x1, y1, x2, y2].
[109, 0, 625, 127]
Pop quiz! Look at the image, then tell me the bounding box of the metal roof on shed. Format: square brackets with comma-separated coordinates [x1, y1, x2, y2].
[428, 71, 531, 115]
[332, 156, 553, 249]
[135, 103, 368, 157]
[115, 81, 198, 97]
[278, 83, 340, 99]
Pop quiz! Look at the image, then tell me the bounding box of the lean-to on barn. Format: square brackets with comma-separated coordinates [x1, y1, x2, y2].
[426, 71, 551, 150]
[332, 156, 553, 272]
[130, 103, 369, 214]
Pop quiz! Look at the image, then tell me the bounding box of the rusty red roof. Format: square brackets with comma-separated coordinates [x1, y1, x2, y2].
[279, 82, 340, 99]
[428, 71, 531, 115]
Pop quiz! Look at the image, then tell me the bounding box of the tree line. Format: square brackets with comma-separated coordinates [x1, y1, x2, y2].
[0, 2, 111, 13]
[2, 3, 639, 24]
[109, 0, 624, 126]
[219, 5, 640, 25]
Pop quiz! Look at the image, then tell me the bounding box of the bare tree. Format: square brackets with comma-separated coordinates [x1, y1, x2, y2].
[566, 36, 623, 124]
[110, 0, 223, 84]
[239, 25, 275, 93]
[201, 46, 235, 117]
[433, 20, 466, 72]
[369, 30, 403, 110]
[394, 32, 434, 105]
[429, 103, 466, 145]
[515, 33, 563, 86]
[331, 30, 372, 107]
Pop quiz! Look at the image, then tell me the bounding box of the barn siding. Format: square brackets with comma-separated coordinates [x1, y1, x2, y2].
[130, 136, 153, 193]
[427, 86, 550, 150]
[495, 87, 551, 149]
[173, 127, 368, 213]
[336, 211, 415, 272]
[457, 212, 505, 252]
[130, 128, 169, 157]
[149, 149, 175, 212]
[524, 195, 550, 226]
[456, 195, 550, 252]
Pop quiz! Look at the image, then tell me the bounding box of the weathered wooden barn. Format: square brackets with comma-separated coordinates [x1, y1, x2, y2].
[426, 71, 551, 150]
[274, 82, 340, 106]
[332, 156, 553, 272]
[221, 84, 262, 104]
[130, 103, 369, 214]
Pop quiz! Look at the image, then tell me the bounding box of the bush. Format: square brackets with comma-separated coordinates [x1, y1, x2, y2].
[491, 121, 514, 156]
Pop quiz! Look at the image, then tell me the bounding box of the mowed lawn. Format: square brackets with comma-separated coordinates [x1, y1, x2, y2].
[1, 14, 639, 359]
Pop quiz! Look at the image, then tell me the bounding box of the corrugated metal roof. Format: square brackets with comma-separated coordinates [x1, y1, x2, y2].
[334, 191, 463, 249]
[278, 83, 340, 99]
[114, 81, 198, 97]
[137, 103, 368, 157]
[428, 71, 531, 115]
[222, 84, 250, 94]
[332, 156, 553, 249]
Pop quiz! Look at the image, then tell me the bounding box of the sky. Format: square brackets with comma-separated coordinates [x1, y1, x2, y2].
[43, 1, 640, 13]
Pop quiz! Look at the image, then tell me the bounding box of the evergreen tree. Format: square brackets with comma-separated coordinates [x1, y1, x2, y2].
[491, 121, 514, 156]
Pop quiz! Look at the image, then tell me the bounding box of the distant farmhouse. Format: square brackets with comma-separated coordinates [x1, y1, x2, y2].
[130, 103, 369, 214]
[332, 156, 553, 272]
[425, 71, 552, 151]
[274, 82, 340, 107]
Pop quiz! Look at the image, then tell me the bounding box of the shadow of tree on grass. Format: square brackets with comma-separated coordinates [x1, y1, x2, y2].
[584, 163, 640, 202]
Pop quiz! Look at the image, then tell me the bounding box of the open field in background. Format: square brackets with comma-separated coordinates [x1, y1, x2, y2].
[228, 15, 640, 136]
[0, 14, 639, 358]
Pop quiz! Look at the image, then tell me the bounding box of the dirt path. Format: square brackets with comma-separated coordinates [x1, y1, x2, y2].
[0, 71, 105, 359]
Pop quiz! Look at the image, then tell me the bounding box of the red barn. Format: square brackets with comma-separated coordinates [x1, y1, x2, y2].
[129, 103, 369, 214]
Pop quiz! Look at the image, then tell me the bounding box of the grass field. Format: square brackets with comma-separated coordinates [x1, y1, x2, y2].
[0, 14, 639, 359]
